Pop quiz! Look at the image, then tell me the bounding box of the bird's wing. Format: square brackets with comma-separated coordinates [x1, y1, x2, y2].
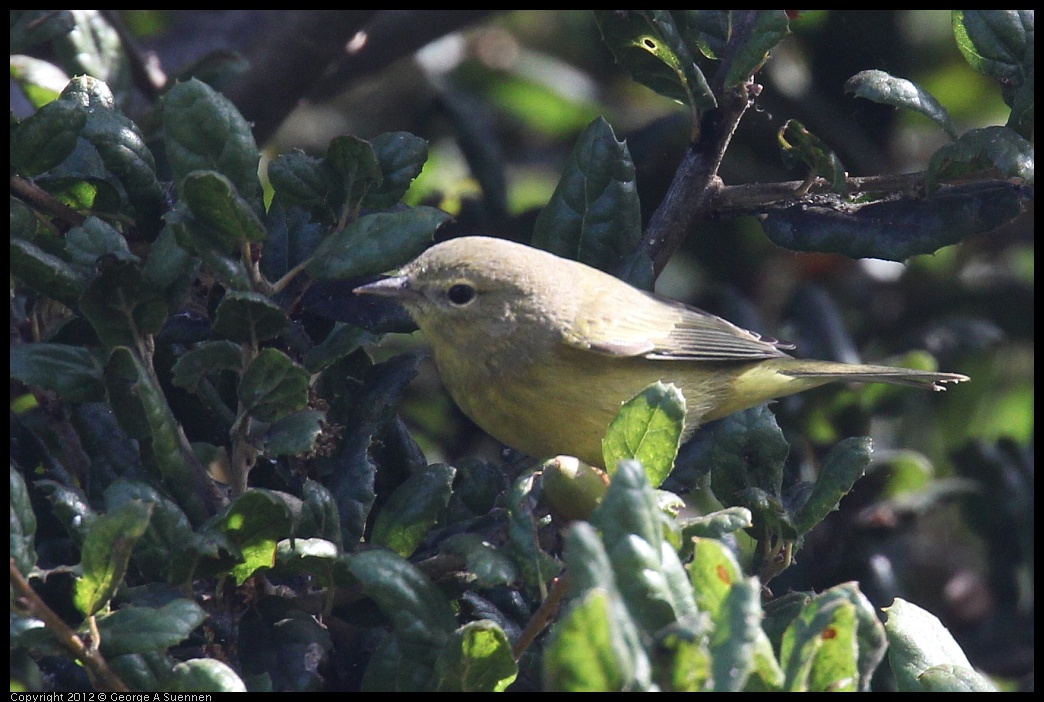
[568, 288, 793, 361]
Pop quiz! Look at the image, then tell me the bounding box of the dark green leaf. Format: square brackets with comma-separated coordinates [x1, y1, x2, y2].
[680, 507, 752, 542]
[505, 470, 562, 594]
[38, 480, 95, 547]
[10, 239, 84, 307]
[306, 207, 450, 280]
[74, 500, 154, 616]
[706, 405, 788, 507]
[10, 466, 37, 575]
[952, 10, 1032, 85]
[212, 290, 288, 343]
[97, 599, 206, 658]
[533, 116, 642, 273]
[162, 78, 261, 205]
[80, 258, 169, 347]
[323, 135, 382, 212]
[10, 87, 87, 176]
[65, 217, 138, 274]
[844, 70, 957, 139]
[238, 598, 332, 691]
[298, 478, 343, 548]
[238, 348, 309, 423]
[792, 437, 872, 534]
[10, 10, 75, 54]
[364, 132, 429, 209]
[346, 550, 458, 655]
[928, 126, 1034, 187]
[261, 198, 326, 280]
[371, 463, 456, 557]
[181, 171, 267, 251]
[761, 180, 1031, 260]
[103, 347, 214, 525]
[303, 323, 376, 374]
[104, 479, 194, 581]
[602, 381, 685, 487]
[66, 76, 165, 237]
[252, 410, 325, 456]
[594, 10, 715, 111]
[170, 340, 244, 393]
[10, 343, 106, 403]
[440, 534, 518, 588]
[267, 149, 330, 208]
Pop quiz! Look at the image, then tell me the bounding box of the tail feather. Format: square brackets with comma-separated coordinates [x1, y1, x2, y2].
[780, 363, 969, 391]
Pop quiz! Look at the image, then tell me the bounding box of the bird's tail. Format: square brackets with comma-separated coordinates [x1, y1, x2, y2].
[779, 362, 969, 391]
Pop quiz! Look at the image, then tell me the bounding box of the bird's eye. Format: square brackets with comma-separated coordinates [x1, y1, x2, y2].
[447, 283, 476, 305]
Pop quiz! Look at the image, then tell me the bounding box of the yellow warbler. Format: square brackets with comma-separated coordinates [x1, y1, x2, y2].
[355, 237, 967, 467]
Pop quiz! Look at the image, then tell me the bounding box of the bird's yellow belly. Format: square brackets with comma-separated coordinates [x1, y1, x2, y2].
[434, 345, 760, 467]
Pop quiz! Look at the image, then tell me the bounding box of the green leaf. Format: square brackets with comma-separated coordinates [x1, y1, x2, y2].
[74, 500, 153, 616]
[708, 577, 761, 691]
[591, 460, 698, 635]
[365, 132, 429, 209]
[532, 116, 643, 273]
[212, 290, 288, 343]
[844, 70, 958, 139]
[97, 599, 206, 658]
[680, 507, 752, 542]
[779, 594, 858, 692]
[80, 258, 169, 347]
[181, 170, 267, 251]
[38, 481, 95, 547]
[594, 10, 715, 112]
[219, 489, 294, 584]
[307, 207, 450, 280]
[10, 466, 37, 575]
[791, 437, 872, 534]
[777, 120, 849, 192]
[238, 348, 309, 423]
[171, 340, 244, 393]
[544, 589, 627, 692]
[602, 381, 685, 487]
[237, 598, 332, 691]
[10, 86, 87, 176]
[673, 11, 791, 89]
[168, 659, 247, 692]
[162, 78, 261, 205]
[10, 239, 84, 307]
[884, 598, 996, 691]
[435, 621, 518, 692]
[10, 343, 106, 404]
[649, 616, 713, 691]
[371, 463, 456, 557]
[928, 126, 1034, 187]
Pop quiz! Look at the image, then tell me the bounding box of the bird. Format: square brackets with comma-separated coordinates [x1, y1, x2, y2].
[355, 236, 968, 467]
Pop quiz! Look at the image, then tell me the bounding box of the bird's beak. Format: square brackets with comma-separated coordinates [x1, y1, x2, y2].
[354, 275, 411, 299]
